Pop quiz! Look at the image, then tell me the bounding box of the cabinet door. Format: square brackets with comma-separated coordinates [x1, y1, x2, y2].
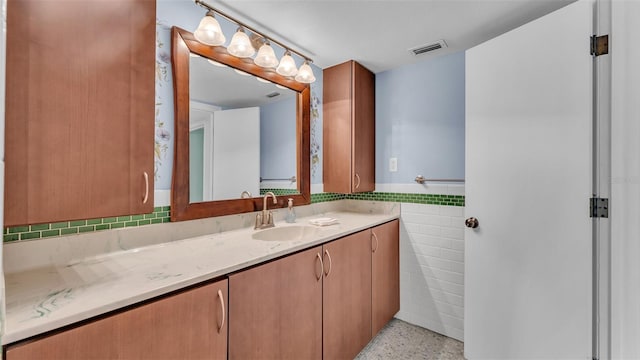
[6, 280, 228, 360]
[351, 61, 375, 193]
[229, 246, 323, 360]
[117, 280, 228, 359]
[323, 230, 372, 360]
[323, 61, 353, 194]
[323, 60, 375, 194]
[371, 220, 400, 336]
[4, 0, 155, 226]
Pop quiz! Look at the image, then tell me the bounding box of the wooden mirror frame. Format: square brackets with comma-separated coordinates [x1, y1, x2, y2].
[170, 26, 311, 222]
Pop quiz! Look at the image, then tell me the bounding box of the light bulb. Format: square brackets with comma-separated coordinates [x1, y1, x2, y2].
[194, 11, 226, 46]
[227, 28, 255, 58]
[254, 41, 279, 68]
[276, 51, 298, 77]
[295, 61, 316, 83]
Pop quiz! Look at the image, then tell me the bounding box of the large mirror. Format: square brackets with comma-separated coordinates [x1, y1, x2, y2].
[171, 27, 310, 221]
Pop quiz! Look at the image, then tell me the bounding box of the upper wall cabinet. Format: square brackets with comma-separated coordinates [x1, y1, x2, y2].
[4, 0, 156, 226]
[323, 60, 375, 194]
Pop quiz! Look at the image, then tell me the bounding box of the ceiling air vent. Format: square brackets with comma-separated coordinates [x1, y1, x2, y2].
[266, 92, 280, 98]
[409, 40, 448, 56]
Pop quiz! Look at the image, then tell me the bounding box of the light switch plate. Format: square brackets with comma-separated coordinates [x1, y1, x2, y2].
[389, 157, 398, 172]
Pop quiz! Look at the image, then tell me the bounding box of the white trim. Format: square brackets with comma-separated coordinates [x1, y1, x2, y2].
[595, 0, 612, 358]
[374, 183, 465, 196]
[190, 101, 219, 202]
[154, 190, 171, 207]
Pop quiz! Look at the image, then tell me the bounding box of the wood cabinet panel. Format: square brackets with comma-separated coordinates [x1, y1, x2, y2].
[4, 0, 155, 226]
[6, 280, 228, 360]
[229, 246, 323, 360]
[372, 220, 400, 336]
[323, 230, 373, 360]
[323, 60, 375, 194]
[352, 61, 376, 193]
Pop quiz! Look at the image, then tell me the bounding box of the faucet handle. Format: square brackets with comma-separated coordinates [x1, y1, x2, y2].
[255, 213, 263, 229]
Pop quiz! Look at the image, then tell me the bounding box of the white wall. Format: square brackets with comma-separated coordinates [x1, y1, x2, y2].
[611, 1, 640, 358]
[396, 203, 465, 341]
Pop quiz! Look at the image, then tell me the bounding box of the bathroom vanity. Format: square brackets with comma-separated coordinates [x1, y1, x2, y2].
[3, 201, 400, 360]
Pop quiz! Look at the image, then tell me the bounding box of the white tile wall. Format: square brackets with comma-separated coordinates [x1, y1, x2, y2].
[396, 202, 465, 341]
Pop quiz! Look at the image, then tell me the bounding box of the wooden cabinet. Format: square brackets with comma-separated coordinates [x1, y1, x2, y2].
[371, 220, 400, 336]
[6, 280, 228, 360]
[4, 0, 156, 226]
[229, 223, 398, 360]
[323, 60, 375, 194]
[229, 246, 323, 360]
[322, 229, 373, 360]
[6, 222, 398, 360]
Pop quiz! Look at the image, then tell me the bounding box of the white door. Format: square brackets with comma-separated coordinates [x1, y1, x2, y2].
[213, 107, 260, 201]
[465, 1, 593, 358]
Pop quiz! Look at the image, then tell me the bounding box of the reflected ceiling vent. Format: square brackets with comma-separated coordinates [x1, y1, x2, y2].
[409, 40, 447, 56]
[266, 92, 280, 98]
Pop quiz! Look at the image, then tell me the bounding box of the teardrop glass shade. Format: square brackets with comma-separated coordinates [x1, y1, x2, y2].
[194, 11, 226, 46]
[254, 42, 279, 68]
[227, 28, 255, 58]
[295, 61, 316, 83]
[276, 52, 298, 77]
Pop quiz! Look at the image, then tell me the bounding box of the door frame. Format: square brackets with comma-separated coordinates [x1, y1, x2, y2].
[593, 0, 611, 359]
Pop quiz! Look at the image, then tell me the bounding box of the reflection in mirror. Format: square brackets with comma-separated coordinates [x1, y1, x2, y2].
[188, 54, 298, 203]
[171, 26, 310, 222]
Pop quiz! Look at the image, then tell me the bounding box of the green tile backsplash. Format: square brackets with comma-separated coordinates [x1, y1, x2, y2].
[311, 191, 465, 207]
[259, 188, 301, 196]
[4, 206, 171, 243]
[3, 192, 464, 243]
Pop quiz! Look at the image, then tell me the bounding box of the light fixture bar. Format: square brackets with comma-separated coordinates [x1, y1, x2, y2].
[194, 0, 314, 64]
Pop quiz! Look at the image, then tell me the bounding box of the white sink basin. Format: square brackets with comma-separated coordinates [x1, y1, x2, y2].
[252, 225, 318, 241]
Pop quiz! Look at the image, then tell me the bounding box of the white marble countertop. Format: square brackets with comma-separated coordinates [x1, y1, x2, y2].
[3, 207, 398, 345]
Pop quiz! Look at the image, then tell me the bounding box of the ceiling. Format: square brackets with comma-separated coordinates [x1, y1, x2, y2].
[190, 54, 296, 107]
[209, 0, 577, 73]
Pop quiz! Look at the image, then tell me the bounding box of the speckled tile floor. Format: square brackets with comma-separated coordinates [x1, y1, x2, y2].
[355, 319, 465, 360]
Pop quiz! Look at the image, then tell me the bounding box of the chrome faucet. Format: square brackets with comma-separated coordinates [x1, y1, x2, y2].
[255, 192, 277, 229]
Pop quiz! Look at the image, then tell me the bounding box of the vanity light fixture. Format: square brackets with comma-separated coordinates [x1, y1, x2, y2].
[234, 69, 251, 76]
[193, 0, 315, 83]
[254, 41, 279, 68]
[207, 59, 227, 67]
[276, 50, 298, 77]
[295, 60, 316, 84]
[194, 10, 226, 46]
[227, 27, 255, 58]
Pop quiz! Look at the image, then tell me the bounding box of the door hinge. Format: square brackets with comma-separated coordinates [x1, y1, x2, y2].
[590, 197, 609, 218]
[591, 35, 609, 56]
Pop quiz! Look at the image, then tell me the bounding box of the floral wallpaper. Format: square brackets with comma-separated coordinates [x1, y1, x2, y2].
[310, 78, 323, 184]
[154, 20, 174, 190]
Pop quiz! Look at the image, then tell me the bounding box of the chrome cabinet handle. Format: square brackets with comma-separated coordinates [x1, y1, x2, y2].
[371, 232, 379, 253]
[355, 173, 361, 189]
[142, 172, 149, 204]
[323, 249, 332, 277]
[217, 289, 225, 333]
[315, 253, 324, 281]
